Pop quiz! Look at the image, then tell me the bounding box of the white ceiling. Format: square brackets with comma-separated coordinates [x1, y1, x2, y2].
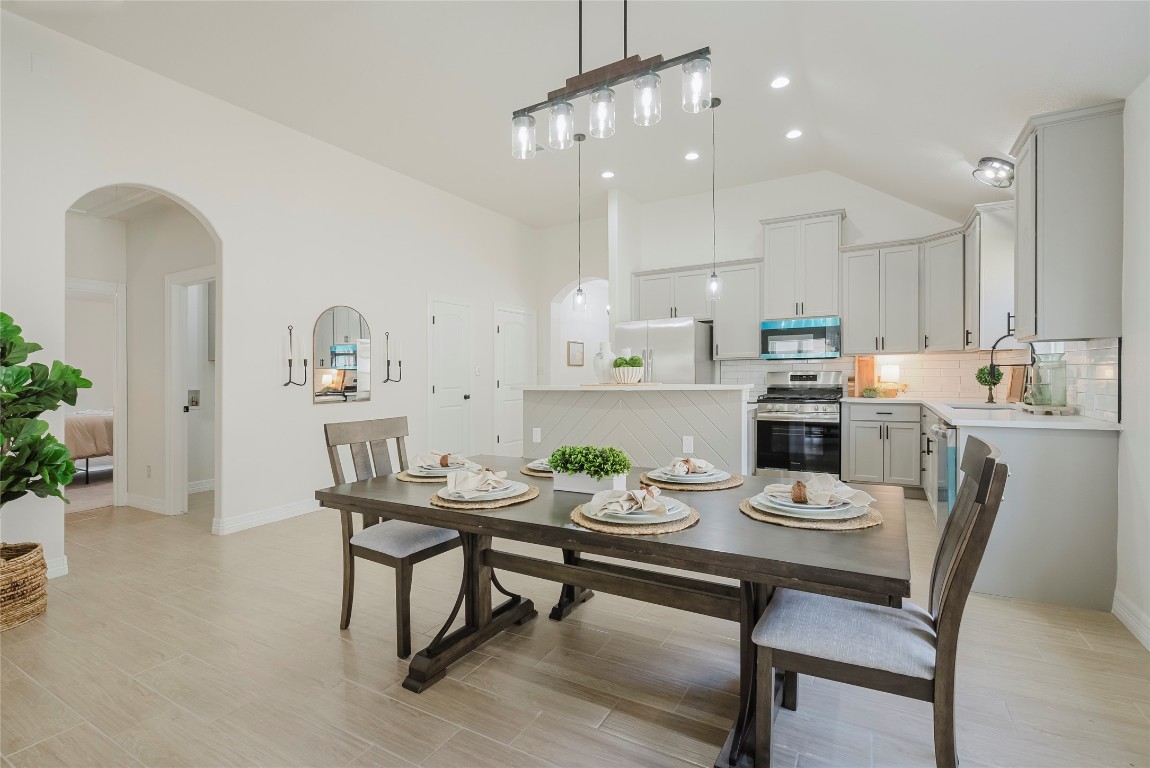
[8, 1, 1148, 228]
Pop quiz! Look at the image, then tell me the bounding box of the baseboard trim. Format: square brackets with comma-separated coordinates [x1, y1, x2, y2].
[187, 479, 215, 493]
[46, 556, 69, 579]
[1112, 590, 1150, 652]
[211, 498, 318, 536]
[124, 493, 170, 515]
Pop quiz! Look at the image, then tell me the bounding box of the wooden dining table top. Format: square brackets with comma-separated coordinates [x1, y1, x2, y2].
[316, 455, 911, 600]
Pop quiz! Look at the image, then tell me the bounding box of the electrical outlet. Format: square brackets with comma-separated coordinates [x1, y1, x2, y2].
[682, 436, 694, 454]
[146, 464, 152, 478]
[532, 427, 541, 443]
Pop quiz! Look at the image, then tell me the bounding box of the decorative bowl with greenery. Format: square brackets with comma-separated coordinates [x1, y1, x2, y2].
[975, 365, 1004, 404]
[611, 355, 645, 384]
[548, 445, 632, 494]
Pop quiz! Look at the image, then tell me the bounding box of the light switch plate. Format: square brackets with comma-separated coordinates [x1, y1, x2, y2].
[532, 428, 542, 443]
[682, 436, 694, 453]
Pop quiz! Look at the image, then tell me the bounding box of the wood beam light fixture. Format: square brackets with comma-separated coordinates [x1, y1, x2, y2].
[511, 0, 712, 158]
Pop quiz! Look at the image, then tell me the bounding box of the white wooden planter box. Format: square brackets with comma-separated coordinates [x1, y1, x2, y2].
[552, 472, 628, 495]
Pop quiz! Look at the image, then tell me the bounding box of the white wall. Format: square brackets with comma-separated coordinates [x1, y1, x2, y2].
[550, 279, 610, 385]
[1115, 75, 1150, 649]
[65, 212, 126, 282]
[1, 13, 538, 563]
[63, 293, 116, 412]
[608, 189, 640, 326]
[185, 283, 215, 488]
[639, 170, 961, 272]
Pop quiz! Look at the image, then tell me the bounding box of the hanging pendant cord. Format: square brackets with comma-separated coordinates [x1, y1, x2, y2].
[578, 142, 583, 287]
[624, 0, 628, 58]
[578, 0, 583, 74]
[712, 107, 717, 271]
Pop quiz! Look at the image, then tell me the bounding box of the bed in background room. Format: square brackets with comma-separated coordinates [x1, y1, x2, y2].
[65, 409, 114, 484]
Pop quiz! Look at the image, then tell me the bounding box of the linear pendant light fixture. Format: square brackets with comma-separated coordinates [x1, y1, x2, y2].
[707, 98, 723, 302]
[512, 0, 712, 158]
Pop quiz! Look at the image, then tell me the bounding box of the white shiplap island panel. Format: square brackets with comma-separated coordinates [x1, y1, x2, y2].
[520, 385, 753, 473]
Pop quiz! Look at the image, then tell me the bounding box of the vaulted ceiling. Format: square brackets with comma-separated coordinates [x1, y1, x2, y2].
[7, 1, 1148, 228]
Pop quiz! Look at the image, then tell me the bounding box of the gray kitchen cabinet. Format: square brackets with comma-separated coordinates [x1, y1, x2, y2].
[636, 270, 712, 320]
[963, 202, 1022, 350]
[673, 270, 713, 320]
[884, 422, 921, 486]
[881, 245, 920, 354]
[844, 403, 921, 486]
[843, 244, 920, 354]
[922, 233, 965, 352]
[1011, 101, 1124, 341]
[847, 422, 885, 483]
[842, 250, 881, 355]
[762, 210, 844, 319]
[712, 262, 762, 359]
[637, 274, 674, 320]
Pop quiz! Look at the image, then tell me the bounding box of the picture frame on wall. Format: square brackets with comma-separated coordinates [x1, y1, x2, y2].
[567, 340, 584, 367]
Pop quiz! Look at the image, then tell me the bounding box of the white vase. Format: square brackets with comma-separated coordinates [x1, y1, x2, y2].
[592, 341, 615, 383]
[552, 472, 628, 495]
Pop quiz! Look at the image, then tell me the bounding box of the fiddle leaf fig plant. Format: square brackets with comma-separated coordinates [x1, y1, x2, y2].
[0, 313, 92, 506]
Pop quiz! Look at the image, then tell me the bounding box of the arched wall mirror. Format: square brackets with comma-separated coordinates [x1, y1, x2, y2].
[313, 306, 371, 404]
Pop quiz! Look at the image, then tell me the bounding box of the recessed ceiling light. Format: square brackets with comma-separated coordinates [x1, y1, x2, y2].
[685, 151, 700, 161]
[601, 170, 615, 179]
[770, 76, 790, 89]
[786, 129, 803, 139]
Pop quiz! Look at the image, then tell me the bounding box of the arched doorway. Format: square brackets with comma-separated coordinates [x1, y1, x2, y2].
[64, 184, 223, 530]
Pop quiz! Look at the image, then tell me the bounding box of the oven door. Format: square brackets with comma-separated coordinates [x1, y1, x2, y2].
[756, 414, 841, 475]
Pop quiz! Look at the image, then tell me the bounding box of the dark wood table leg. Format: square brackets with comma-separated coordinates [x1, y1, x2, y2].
[403, 533, 535, 692]
[715, 582, 773, 768]
[549, 548, 595, 621]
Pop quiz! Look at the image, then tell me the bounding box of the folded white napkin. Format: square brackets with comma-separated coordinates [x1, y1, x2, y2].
[586, 487, 667, 518]
[446, 468, 509, 499]
[763, 474, 876, 508]
[670, 457, 715, 476]
[414, 452, 468, 469]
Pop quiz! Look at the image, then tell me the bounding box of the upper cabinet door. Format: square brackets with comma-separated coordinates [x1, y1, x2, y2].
[923, 235, 965, 352]
[673, 270, 712, 320]
[637, 274, 674, 320]
[963, 217, 981, 349]
[880, 245, 921, 354]
[842, 250, 881, 355]
[1013, 132, 1038, 340]
[713, 263, 762, 359]
[763, 221, 800, 319]
[798, 216, 840, 317]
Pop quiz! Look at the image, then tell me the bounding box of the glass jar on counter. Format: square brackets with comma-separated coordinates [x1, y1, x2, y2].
[1032, 353, 1068, 407]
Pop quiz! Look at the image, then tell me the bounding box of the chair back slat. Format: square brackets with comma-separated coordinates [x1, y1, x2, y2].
[323, 417, 410, 485]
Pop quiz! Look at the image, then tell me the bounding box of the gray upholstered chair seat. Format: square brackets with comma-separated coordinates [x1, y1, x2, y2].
[351, 521, 459, 560]
[752, 588, 937, 680]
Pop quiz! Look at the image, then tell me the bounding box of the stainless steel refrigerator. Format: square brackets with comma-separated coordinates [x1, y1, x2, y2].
[613, 318, 717, 384]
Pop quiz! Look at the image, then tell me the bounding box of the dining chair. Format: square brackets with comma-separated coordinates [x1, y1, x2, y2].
[752, 436, 1008, 768]
[324, 417, 461, 658]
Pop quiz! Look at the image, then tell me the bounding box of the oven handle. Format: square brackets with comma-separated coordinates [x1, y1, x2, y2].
[756, 412, 841, 423]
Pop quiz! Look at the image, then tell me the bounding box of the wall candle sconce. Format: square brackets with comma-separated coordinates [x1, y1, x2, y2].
[283, 325, 308, 387]
[382, 331, 403, 383]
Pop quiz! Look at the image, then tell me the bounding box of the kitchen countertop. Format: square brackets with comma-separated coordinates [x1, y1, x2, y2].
[518, 384, 753, 392]
[840, 396, 1121, 431]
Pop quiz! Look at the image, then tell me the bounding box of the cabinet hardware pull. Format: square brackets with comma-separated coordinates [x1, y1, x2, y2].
[881, 336, 885, 350]
[877, 411, 893, 415]
[924, 334, 929, 348]
[926, 439, 933, 455]
[800, 301, 804, 314]
[875, 336, 879, 350]
[795, 302, 799, 315]
[1007, 312, 1015, 335]
[965, 329, 972, 345]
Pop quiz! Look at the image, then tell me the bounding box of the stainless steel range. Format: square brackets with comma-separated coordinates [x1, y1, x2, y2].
[755, 371, 844, 476]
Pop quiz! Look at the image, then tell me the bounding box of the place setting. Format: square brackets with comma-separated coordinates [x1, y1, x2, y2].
[740, 474, 882, 530]
[520, 457, 554, 478]
[571, 486, 700, 535]
[428, 466, 539, 509]
[640, 456, 744, 491]
[397, 452, 483, 483]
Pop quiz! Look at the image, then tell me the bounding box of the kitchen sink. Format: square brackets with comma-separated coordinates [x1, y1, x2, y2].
[946, 403, 1016, 410]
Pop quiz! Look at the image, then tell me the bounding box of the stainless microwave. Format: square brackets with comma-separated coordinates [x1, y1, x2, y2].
[760, 317, 841, 360]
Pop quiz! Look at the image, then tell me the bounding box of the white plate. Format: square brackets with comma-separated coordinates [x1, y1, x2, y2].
[527, 459, 553, 471]
[762, 492, 852, 512]
[437, 480, 528, 502]
[750, 495, 868, 521]
[649, 468, 730, 484]
[583, 497, 690, 525]
[409, 461, 481, 477]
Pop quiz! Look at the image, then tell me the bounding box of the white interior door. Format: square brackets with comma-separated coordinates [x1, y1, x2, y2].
[430, 298, 472, 454]
[494, 306, 536, 457]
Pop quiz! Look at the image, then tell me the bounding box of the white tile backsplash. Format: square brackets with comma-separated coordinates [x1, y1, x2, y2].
[720, 339, 1120, 423]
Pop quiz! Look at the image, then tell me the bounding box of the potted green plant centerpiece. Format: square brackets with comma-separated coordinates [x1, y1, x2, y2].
[976, 365, 1004, 404]
[0, 312, 91, 631]
[549, 445, 632, 494]
[611, 355, 644, 384]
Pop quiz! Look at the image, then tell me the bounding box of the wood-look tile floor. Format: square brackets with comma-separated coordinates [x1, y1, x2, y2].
[2, 492, 1148, 768]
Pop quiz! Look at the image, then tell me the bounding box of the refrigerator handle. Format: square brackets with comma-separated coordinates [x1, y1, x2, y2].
[648, 348, 654, 382]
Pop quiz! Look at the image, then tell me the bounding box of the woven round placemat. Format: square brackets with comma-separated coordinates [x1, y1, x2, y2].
[738, 499, 882, 530]
[397, 471, 447, 483]
[520, 465, 553, 478]
[639, 472, 744, 492]
[429, 485, 540, 510]
[571, 505, 700, 535]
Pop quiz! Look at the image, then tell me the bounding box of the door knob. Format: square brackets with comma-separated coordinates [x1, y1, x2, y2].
[463, 394, 471, 400]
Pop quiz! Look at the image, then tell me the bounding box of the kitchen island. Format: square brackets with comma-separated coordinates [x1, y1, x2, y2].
[519, 384, 754, 474]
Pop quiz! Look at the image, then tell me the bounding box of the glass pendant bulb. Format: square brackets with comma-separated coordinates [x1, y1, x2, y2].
[707, 271, 723, 301]
[633, 73, 662, 127]
[511, 115, 536, 160]
[548, 101, 574, 150]
[573, 286, 587, 312]
[589, 88, 616, 139]
[682, 57, 711, 114]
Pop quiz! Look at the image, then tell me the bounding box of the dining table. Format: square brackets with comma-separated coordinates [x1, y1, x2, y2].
[316, 456, 911, 768]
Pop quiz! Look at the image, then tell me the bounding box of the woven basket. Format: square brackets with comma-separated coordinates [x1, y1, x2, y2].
[1, 542, 48, 632]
